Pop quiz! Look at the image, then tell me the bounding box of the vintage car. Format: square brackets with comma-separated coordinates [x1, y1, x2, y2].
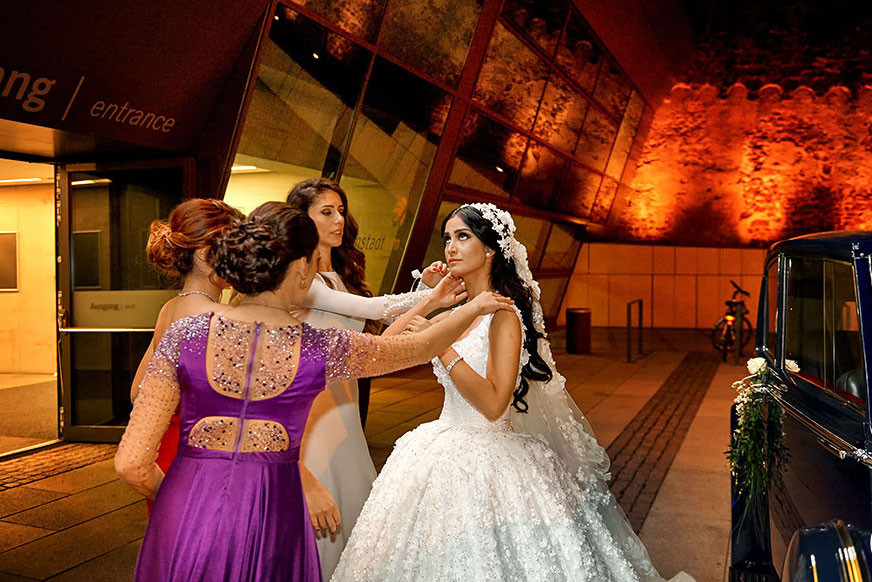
[730, 231, 872, 581]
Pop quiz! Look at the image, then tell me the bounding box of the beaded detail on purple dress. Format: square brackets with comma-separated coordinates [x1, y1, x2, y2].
[116, 313, 424, 582]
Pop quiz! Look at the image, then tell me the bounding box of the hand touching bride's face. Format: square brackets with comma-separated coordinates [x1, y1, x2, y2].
[442, 215, 495, 279]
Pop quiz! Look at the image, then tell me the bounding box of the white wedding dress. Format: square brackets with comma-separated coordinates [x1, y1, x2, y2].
[300, 272, 429, 579]
[332, 311, 694, 582]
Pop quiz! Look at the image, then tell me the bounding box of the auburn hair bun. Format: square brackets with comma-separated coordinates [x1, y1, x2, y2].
[146, 198, 243, 279]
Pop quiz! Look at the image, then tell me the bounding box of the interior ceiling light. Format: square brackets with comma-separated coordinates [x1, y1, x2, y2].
[312, 53, 320, 60]
[70, 179, 112, 186]
[0, 177, 43, 184]
[495, 166, 504, 173]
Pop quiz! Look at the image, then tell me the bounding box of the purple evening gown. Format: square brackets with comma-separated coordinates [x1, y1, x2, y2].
[116, 312, 420, 582]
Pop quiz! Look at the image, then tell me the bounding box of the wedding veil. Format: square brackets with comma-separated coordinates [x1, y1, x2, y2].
[459, 203, 689, 582]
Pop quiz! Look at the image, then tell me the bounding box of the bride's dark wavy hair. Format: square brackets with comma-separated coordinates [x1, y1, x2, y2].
[442, 206, 552, 413]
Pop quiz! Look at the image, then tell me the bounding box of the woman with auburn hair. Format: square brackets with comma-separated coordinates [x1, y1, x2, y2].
[114, 201, 513, 581]
[285, 179, 450, 578]
[130, 197, 243, 512]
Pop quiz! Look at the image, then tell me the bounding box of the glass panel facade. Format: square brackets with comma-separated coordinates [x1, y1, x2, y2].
[288, 0, 387, 43]
[533, 73, 588, 154]
[474, 22, 549, 132]
[225, 1, 651, 322]
[379, 0, 482, 87]
[501, 0, 567, 58]
[538, 276, 568, 319]
[449, 110, 526, 198]
[593, 57, 632, 120]
[341, 58, 450, 293]
[555, 11, 602, 93]
[540, 222, 581, 271]
[575, 107, 616, 174]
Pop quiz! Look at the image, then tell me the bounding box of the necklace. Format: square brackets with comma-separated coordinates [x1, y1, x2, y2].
[240, 300, 289, 312]
[178, 290, 218, 302]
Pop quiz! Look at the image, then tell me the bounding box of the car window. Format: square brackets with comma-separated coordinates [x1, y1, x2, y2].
[765, 258, 779, 359]
[784, 256, 866, 407]
[826, 261, 866, 406]
[785, 257, 825, 383]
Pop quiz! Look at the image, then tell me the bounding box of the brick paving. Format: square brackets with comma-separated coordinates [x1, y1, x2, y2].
[0, 444, 117, 492]
[607, 351, 721, 531]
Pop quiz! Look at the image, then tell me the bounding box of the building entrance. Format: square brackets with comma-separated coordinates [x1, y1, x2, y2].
[0, 159, 59, 457]
[57, 160, 192, 442]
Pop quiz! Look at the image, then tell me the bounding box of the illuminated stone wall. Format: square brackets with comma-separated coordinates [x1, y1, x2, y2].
[607, 83, 872, 246]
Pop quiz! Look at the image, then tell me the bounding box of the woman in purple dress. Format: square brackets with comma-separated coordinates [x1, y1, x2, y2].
[114, 201, 512, 582]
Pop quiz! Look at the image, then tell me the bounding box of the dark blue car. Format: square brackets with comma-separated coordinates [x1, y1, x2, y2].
[731, 231, 872, 581]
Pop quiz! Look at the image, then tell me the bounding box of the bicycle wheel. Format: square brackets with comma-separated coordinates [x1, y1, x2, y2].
[737, 317, 753, 348]
[711, 318, 734, 352]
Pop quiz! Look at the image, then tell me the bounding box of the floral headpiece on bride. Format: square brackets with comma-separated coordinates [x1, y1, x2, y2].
[458, 203, 544, 331]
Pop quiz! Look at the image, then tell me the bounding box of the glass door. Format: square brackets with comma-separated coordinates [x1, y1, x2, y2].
[57, 160, 193, 442]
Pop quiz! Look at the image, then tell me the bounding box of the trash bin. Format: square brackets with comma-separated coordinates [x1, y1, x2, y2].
[565, 308, 591, 354]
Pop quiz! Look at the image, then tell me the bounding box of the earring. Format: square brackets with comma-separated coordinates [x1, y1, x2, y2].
[486, 251, 493, 257]
[298, 275, 308, 290]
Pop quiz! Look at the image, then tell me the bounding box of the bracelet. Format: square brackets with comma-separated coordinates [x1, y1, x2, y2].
[445, 355, 464, 374]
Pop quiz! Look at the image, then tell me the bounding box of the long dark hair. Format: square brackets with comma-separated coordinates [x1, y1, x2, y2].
[442, 205, 552, 413]
[285, 179, 372, 299]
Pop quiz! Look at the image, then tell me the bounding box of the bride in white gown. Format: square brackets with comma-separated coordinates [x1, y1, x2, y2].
[286, 179, 453, 578]
[331, 203, 695, 582]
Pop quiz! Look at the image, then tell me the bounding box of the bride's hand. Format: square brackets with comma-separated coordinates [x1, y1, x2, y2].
[421, 260, 448, 288]
[469, 292, 514, 315]
[302, 476, 341, 534]
[430, 275, 467, 309]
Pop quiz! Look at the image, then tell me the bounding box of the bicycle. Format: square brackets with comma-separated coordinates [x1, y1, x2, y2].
[711, 280, 753, 362]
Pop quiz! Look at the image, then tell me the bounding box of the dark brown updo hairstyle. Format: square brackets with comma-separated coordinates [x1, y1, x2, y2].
[285, 179, 372, 299]
[147, 198, 244, 280]
[213, 201, 319, 296]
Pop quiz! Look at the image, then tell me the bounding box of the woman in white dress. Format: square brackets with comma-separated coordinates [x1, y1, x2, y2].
[286, 179, 452, 578]
[331, 203, 695, 582]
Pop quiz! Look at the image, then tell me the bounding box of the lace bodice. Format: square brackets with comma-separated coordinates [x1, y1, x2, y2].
[431, 312, 524, 430]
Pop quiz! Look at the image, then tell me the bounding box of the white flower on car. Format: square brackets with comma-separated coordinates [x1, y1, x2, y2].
[784, 359, 800, 373]
[746, 357, 768, 376]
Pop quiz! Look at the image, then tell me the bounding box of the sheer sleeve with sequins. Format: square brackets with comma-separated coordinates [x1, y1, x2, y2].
[114, 318, 186, 499]
[302, 276, 432, 323]
[315, 327, 431, 384]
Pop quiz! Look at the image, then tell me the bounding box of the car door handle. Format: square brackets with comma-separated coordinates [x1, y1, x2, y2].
[817, 437, 849, 460]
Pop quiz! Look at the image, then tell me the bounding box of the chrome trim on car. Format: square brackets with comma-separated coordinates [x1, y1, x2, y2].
[774, 393, 872, 469]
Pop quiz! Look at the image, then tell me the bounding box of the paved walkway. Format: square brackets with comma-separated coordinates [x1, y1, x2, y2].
[0, 329, 744, 581]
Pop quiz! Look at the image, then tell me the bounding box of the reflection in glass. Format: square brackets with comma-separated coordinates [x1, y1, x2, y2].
[515, 141, 568, 208]
[474, 23, 549, 132]
[555, 162, 600, 220]
[380, 0, 482, 87]
[236, 11, 370, 180]
[534, 73, 589, 154]
[537, 276, 568, 321]
[342, 58, 451, 293]
[449, 110, 527, 198]
[540, 223, 581, 271]
[591, 176, 619, 223]
[555, 11, 602, 93]
[422, 200, 462, 265]
[593, 57, 632, 119]
[288, 0, 387, 43]
[575, 107, 616, 173]
[501, 0, 567, 58]
[605, 90, 644, 180]
[512, 213, 550, 271]
[71, 331, 150, 426]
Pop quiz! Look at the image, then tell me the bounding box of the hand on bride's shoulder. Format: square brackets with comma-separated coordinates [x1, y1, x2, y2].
[431, 274, 467, 308]
[469, 291, 514, 314]
[421, 260, 448, 287]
